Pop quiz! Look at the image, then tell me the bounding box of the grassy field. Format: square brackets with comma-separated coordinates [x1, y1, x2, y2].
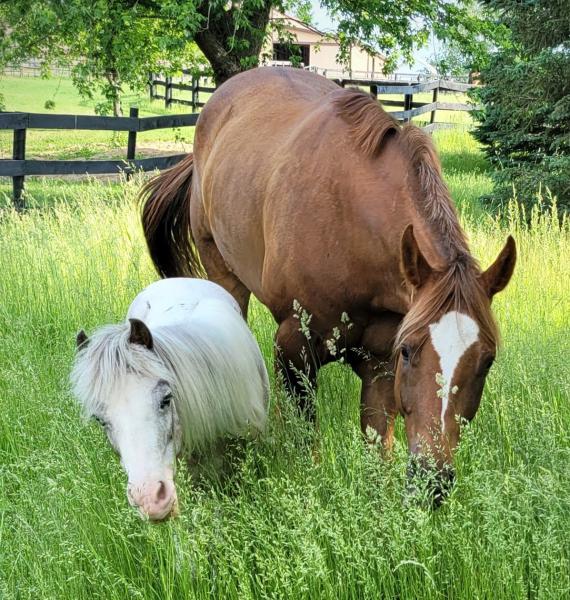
[0, 79, 569, 599]
[0, 76, 196, 160]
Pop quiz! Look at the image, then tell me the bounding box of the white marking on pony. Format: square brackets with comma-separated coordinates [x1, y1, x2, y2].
[429, 311, 479, 432]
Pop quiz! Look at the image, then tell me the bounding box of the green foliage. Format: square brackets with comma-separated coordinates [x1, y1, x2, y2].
[318, 0, 507, 73]
[472, 0, 570, 213]
[1, 0, 505, 93]
[0, 0, 207, 116]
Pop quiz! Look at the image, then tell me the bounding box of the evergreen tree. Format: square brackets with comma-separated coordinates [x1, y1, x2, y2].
[472, 0, 570, 212]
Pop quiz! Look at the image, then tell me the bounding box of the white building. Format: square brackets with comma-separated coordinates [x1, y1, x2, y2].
[262, 10, 386, 79]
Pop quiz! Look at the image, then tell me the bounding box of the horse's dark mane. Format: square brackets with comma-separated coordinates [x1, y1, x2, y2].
[398, 124, 470, 260]
[333, 88, 498, 350]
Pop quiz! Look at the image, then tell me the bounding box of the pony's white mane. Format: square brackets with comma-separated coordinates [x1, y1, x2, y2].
[71, 313, 268, 452]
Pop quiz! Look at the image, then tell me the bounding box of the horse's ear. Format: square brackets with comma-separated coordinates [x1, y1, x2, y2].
[76, 330, 89, 351]
[481, 236, 516, 298]
[400, 224, 432, 288]
[128, 318, 153, 350]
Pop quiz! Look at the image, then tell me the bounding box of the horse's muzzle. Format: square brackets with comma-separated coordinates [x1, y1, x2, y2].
[406, 457, 455, 509]
[127, 479, 178, 521]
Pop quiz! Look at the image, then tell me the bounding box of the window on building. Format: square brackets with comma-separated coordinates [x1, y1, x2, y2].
[272, 43, 310, 66]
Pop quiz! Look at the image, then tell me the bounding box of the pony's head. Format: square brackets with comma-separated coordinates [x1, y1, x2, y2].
[71, 319, 182, 521]
[395, 225, 516, 505]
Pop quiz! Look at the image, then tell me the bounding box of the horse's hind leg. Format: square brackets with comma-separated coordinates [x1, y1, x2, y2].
[275, 316, 318, 419]
[196, 235, 252, 317]
[191, 201, 251, 317]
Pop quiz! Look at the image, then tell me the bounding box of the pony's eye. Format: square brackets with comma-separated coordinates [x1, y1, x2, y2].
[401, 345, 412, 364]
[160, 393, 172, 410]
[94, 415, 108, 427]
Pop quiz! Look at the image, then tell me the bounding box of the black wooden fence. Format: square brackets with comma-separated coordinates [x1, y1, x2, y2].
[0, 108, 198, 208]
[149, 71, 215, 110]
[150, 71, 476, 130]
[1, 74, 476, 209]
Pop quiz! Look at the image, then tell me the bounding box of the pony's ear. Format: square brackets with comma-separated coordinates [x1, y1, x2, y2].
[480, 236, 516, 298]
[128, 318, 153, 350]
[400, 224, 432, 288]
[76, 330, 89, 351]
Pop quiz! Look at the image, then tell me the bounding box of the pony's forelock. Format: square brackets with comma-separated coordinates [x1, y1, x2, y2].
[70, 323, 171, 418]
[394, 258, 499, 354]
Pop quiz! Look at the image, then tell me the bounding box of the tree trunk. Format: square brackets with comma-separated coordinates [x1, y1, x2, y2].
[105, 69, 123, 117]
[194, 2, 273, 86]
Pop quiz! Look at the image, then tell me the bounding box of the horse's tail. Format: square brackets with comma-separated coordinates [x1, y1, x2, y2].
[140, 153, 205, 278]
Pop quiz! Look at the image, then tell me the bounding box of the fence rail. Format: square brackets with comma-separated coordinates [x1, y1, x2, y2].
[0, 108, 196, 208]
[335, 77, 477, 128]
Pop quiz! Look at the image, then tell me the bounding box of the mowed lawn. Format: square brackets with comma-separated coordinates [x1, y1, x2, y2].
[0, 79, 569, 599]
[0, 76, 196, 161]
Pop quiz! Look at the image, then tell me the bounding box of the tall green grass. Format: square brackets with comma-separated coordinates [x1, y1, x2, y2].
[0, 168, 569, 598]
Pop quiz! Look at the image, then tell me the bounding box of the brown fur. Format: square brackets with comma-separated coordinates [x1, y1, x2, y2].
[140, 68, 516, 489]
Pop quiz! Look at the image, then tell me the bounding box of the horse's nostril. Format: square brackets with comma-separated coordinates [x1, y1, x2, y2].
[156, 481, 167, 502]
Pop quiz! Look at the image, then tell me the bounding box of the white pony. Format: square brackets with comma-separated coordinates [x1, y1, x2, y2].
[70, 278, 269, 521]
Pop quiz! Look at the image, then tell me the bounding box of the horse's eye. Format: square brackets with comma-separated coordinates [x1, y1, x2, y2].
[482, 355, 495, 374]
[160, 393, 172, 410]
[94, 416, 108, 428]
[401, 345, 412, 364]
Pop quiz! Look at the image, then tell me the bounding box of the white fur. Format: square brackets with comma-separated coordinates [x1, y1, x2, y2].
[429, 311, 479, 432]
[71, 278, 269, 494]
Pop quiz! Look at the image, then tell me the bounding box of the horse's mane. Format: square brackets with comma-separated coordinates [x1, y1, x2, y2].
[333, 88, 498, 350]
[331, 88, 399, 157]
[70, 316, 268, 451]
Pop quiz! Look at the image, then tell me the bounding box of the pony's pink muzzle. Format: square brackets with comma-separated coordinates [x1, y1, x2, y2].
[127, 479, 178, 521]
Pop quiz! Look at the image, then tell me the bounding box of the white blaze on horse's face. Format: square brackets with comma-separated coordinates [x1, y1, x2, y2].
[429, 311, 480, 432]
[98, 374, 181, 521]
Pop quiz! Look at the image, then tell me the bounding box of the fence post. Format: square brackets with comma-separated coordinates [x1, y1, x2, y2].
[430, 84, 439, 124]
[12, 128, 26, 210]
[165, 77, 173, 109]
[126, 107, 139, 180]
[404, 91, 413, 123]
[149, 73, 156, 101]
[192, 76, 199, 111]
[370, 84, 378, 99]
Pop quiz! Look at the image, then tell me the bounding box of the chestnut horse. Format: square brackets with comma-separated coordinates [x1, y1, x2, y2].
[141, 68, 516, 502]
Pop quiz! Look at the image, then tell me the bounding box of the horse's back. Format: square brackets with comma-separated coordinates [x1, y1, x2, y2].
[127, 278, 241, 328]
[193, 69, 347, 300]
[191, 68, 410, 319]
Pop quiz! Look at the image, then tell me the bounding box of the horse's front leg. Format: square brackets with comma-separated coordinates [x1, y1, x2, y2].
[275, 315, 319, 420]
[354, 356, 398, 451]
[352, 313, 402, 451]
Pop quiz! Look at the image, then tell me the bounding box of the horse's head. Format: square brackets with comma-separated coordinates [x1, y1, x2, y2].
[395, 225, 516, 505]
[72, 320, 182, 521]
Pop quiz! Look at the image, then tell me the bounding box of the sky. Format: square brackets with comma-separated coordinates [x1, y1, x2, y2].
[310, 2, 336, 31]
